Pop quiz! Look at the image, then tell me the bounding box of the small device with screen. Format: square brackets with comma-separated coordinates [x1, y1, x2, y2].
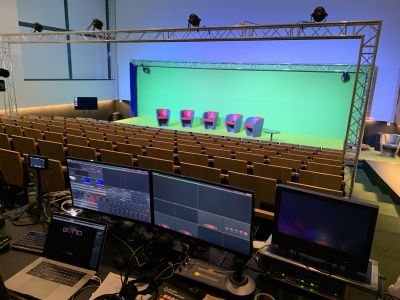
[28, 155, 48, 170]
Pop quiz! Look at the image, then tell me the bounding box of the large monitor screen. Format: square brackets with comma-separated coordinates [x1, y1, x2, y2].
[152, 172, 254, 256]
[272, 185, 378, 273]
[67, 158, 152, 224]
[74, 97, 98, 110]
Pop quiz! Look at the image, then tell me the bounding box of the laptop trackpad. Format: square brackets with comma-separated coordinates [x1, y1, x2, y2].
[19, 277, 59, 299]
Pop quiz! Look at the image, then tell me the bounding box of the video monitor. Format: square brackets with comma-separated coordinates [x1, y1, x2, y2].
[28, 155, 48, 170]
[74, 97, 98, 110]
[152, 171, 254, 257]
[272, 185, 379, 273]
[67, 158, 152, 224]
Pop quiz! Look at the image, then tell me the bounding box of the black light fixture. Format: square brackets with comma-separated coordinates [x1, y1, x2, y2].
[141, 64, 150, 74]
[341, 72, 351, 83]
[188, 14, 201, 27]
[0, 68, 10, 78]
[311, 6, 328, 22]
[91, 18, 104, 30]
[0, 68, 10, 93]
[32, 22, 44, 33]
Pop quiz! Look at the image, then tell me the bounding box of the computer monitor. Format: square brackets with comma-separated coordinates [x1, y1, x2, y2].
[151, 171, 254, 257]
[67, 158, 152, 224]
[74, 97, 98, 110]
[272, 185, 379, 273]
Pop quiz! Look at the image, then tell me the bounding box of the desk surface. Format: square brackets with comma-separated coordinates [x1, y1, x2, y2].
[0, 213, 316, 300]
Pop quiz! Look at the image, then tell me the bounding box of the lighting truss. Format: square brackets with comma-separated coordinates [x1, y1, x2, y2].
[0, 20, 382, 197]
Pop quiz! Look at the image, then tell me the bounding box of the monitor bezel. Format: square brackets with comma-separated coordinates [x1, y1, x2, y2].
[73, 96, 98, 110]
[66, 157, 153, 225]
[272, 184, 378, 273]
[151, 170, 255, 258]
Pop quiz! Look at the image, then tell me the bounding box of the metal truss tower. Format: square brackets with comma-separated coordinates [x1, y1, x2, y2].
[0, 20, 382, 196]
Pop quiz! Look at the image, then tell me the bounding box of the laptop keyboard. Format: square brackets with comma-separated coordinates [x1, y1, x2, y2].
[10, 231, 46, 254]
[27, 261, 86, 287]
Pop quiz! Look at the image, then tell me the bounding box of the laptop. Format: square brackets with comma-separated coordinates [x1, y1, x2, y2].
[5, 213, 108, 300]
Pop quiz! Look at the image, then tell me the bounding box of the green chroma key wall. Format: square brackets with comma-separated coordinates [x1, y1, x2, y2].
[136, 64, 354, 140]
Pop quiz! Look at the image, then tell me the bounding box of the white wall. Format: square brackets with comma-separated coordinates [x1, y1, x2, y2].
[0, 0, 117, 109]
[115, 0, 400, 122]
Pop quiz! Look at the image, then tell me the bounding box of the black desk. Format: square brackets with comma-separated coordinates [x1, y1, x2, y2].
[0, 215, 316, 300]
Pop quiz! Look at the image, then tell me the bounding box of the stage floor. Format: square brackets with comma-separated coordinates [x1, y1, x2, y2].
[117, 117, 344, 149]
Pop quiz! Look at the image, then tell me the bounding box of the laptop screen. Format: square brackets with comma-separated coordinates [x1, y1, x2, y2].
[43, 214, 107, 270]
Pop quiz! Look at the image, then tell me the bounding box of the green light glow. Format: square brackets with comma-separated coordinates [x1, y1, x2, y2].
[136, 65, 354, 144]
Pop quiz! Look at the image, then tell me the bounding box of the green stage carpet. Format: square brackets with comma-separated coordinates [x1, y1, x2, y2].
[117, 117, 344, 150]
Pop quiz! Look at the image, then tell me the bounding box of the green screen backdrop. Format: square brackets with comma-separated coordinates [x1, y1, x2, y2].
[136, 65, 354, 140]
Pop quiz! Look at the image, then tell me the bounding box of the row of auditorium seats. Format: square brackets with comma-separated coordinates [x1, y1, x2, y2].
[0, 115, 346, 219]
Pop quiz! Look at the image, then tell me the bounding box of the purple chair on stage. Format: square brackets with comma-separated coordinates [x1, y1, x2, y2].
[156, 108, 171, 127]
[225, 114, 243, 133]
[244, 116, 264, 137]
[180, 109, 195, 127]
[202, 111, 219, 130]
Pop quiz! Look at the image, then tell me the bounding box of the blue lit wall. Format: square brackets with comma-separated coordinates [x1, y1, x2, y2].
[116, 0, 400, 122]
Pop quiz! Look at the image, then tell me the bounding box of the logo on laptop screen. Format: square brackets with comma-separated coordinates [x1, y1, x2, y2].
[63, 227, 83, 237]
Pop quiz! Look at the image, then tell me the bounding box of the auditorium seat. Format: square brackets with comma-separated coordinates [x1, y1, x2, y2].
[137, 155, 175, 173]
[100, 149, 134, 167]
[146, 147, 175, 161]
[38, 159, 66, 193]
[65, 128, 83, 136]
[180, 162, 221, 183]
[234, 151, 265, 164]
[4, 124, 23, 137]
[251, 148, 278, 158]
[290, 149, 317, 157]
[205, 148, 232, 158]
[298, 169, 343, 191]
[23, 128, 43, 140]
[89, 139, 114, 151]
[286, 181, 343, 197]
[313, 157, 344, 166]
[11, 135, 38, 155]
[38, 139, 67, 162]
[0, 148, 24, 188]
[44, 131, 65, 144]
[66, 134, 88, 146]
[317, 153, 343, 161]
[253, 163, 293, 183]
[177, 144, 202, 154]
[48, 125, 65, 134]
[65, 123, 81, 131]
[128, 137, 151, 148]
[152, 140, 175, 150]
[213, 156, 248, 174]
[0, 118, 15, 125]
[280, 153, 310, 163]
[116, 143, 143, 157]
[16, 120, 32, 128]
[228, 171, 277, 212]
[105, 134, 126, 144]
[269, 156, 303, 171]
[0, 133, 12, 150]
[178, 151, 210, 166]
[31, 122, 48, 131]
[68, 144, 97, 161]
[85, 131, 104, 140]
[306, 161, 343, 176]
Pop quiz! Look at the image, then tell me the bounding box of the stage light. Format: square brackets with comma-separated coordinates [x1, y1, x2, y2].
[311, 7, 328, 22]
[341, 72, 351, 83]
[91, 18, 104, 30]
[142, 64, 150, 74]
[32, 22, 44, 33]
[188, 14, 201, 27]
[0, 68, 10, 78]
